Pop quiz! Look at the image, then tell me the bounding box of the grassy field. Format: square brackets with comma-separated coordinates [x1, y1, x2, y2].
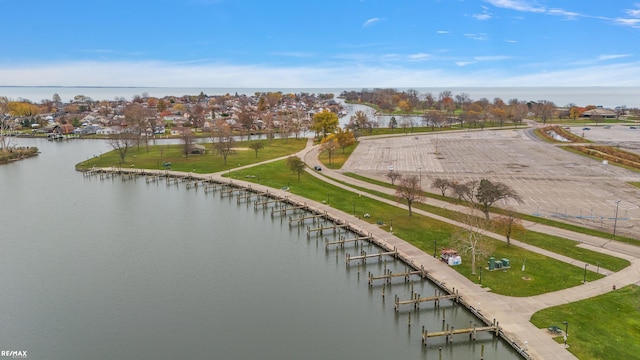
[530, 285, 640, 360]
[76, 138, 307, 173]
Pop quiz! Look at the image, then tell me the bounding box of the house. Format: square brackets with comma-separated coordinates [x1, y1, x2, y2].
[96, 126, 122, 135]
[53, 123, 75, 135]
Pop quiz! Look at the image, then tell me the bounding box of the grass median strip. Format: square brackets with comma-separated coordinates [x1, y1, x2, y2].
[229, 159, 609, 297]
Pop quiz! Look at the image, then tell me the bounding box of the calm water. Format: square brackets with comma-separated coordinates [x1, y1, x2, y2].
[2, 86, 639, 108]
[0, 138, 520, 360]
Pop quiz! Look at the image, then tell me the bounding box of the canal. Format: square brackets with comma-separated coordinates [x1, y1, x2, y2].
[0, 137, 520, 359]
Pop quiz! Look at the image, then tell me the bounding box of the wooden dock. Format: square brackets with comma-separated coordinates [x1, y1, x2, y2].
[307, 222, 349, 235]
[271, 204, 306, 217]
[325, 235, 372, 248]
[288, 213, 326, 226]
[394, 288, 460, 311]
[368, 267, 426, 286]
[421, 319, 500, 345]
[345, 248, 398, 264]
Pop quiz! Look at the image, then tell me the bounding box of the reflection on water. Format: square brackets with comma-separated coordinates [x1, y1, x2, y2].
[0, 138, 520, 360]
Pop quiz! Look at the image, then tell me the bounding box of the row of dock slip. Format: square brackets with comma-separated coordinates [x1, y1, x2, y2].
[80, 167, 530, 358]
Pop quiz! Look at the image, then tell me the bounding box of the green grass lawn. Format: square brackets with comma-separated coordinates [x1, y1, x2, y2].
[76, 138, 307, 173]
[530, 285, 640, 360]
[229, 159, 612, 297]
[318, 142, 359, 169]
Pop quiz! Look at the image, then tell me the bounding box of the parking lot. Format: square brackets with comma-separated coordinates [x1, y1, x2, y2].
[342, 125, 640, 238]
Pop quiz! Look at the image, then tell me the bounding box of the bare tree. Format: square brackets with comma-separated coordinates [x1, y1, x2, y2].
[320, 135, 338, 165]
[386, 171, 401, 185]
[492, 210, 526, 246]
[452, 207, 494, 275]
[451, 180, 474, 201]
[431, 178, 451, 196]
[107, 132, 137, 164]
[180, 128, 194, 158]
[211, 119, 235, 165]
[395, 175, 424, 216]
[475, 179, 522, 221]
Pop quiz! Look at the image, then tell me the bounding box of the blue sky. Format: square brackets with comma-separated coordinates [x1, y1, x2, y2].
[1, 0, 639, 87]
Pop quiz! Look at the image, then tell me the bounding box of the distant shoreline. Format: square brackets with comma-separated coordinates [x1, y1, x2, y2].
[2, 86, 639, 108]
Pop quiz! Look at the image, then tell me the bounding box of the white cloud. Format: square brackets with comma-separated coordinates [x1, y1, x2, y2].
[271, 51, 316, 58]
[484, 0, 544, 13]
[436, 30, 450, 34]
[473, 5, 493, 20]
[473, 13, 492, 20]
[474, 55, 511, 61]
[455, 61, 476, 67]
[362, 18, 381, 28]
[408, 53, 431, 61]
[505, 39, 518, 43]
[464, 33, 488, 41]
[598, 54, 632, 61]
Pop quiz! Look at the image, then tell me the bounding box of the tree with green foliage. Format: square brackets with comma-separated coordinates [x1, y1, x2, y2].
[286, 156, 305, 181]
[335, 128, 355, 153]
[312, 110, 339, 138]
[249, 141, 265, 157]
[475, 179, 522, 221]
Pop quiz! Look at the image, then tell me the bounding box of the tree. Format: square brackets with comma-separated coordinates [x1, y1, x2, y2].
[388, 116, 397, 129]
[451, 181, 473, 201]
[107, 132, 137, 164]
[312, 110, 339, 138]
[349, 110, 370, 131]
[124, 103, 152, 151]
[386, 171, 401, 185]
[320, 134, 338, 164]
[335, 128, 355, 153]
[286, 156, 305, 181]
[492, 211, 526, 246]
[475, 179, 522, 221]
[431, 178, 451, 196]
[249, 141, 265, 157]
[452, 207, 494, 275]
[395, 175, 424, 216]
[180, 127, 194, 158]
[212, 119, 235, 165]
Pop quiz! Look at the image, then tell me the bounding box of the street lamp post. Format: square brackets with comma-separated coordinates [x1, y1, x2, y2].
[418, 166, 422, 186]
[433, 239, 437, 258]
[583, 264, 589, 284]
[563, 321, 569, 347]
[478, 266, 483, 285]
[612, 199, 621, 238]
